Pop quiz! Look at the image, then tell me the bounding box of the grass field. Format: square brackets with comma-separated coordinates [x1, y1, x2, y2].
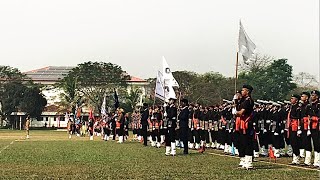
[0, 130, 318, 179]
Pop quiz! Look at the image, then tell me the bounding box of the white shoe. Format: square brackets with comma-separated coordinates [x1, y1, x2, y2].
[274, 149, 280, 158]
[165, 146, 171, 156]
[291, 154, 300, 165]
[220, 145, 225, 150]
[106, 136, 110, 141]
[160, 135, 165, 144]
[299, 149, 305, 158]
[235, 148, 239, 156]
[206, 144, 211, 148]
[224, 145, 229, 153]
[151, 141, 156, 147]
[26, 135, 30, 139]
[69, 134, 71, 139]
[180, 141, 184, 148]
[175, 140, 180, 148]
[195, 143, 200, 150]
[304, 151, 311, 166]
[313, 152, 320, 167]
[287, 145, 293, 157]
[254, 151, 260, 158]
[156, 142, 161, 148]
[138, 136, 141, 141]
[244, 156, 253, 169]
[117, 136, 123, 143]
[239, 157, 245, 167]
[211, 142, 216, 149]
[90, 136, 93, 141]
[189, 143, 194, 149]
[170, 142, 176, 156]
[216, 143, 220, 149]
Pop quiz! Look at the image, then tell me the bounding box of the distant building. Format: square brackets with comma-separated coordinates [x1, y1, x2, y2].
[14, 66, 149, 128]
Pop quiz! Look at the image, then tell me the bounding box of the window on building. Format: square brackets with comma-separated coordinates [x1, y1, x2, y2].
[46, 117, 49, 121]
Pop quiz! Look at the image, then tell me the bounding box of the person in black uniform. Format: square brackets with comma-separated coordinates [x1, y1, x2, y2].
[305, 90, 320, 167]
[165, 98, 178, 156]
[141, 103, 149, 146]
[299, 92, 310, 159]
[288, 94, 302, 165]
[179, 98, 190, 154]
[235, 84, 254, 169]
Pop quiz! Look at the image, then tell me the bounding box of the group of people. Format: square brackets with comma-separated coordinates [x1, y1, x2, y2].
[129, 85, 320, 170]
[26, 84, 319, 170]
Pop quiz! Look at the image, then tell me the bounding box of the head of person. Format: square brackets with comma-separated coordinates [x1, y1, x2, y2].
[310, 90, 320, 102]
[143, 103, 148, 109]
[241, 84, 253, 97]
[181, 98, 188, 107]
[300, 92, 310, 102]
[169, 98, 176, 105]
[291, 94, 300, 105]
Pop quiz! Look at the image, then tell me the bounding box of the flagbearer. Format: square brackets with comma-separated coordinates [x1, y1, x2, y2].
[141, 103, 149, 146]
[165, 97, 178, 156]
[235, 85, 254, 170]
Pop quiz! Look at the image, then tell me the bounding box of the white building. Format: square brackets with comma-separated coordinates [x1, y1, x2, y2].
[16, 66, 149, 128]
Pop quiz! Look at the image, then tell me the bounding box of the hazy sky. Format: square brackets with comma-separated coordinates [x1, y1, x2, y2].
[0, 0, 319, 80]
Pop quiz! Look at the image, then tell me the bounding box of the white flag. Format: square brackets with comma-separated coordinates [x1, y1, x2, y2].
[155, 71, 177, 101]
[238, 21, 256, 61]
[101, 96, 107, 116]
[155, 71, 165, 100]
[162, 56, 179, 87]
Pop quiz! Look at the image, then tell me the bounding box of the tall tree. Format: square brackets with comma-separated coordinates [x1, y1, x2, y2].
[59, 61, 130, 113]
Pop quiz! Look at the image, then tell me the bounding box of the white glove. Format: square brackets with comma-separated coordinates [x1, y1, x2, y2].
[281, 130, 284, 134]
[297, 130, 302, 135]
[307, 130, 311, 136]
[233, 94, 238, 100]
[263, 129, 267, 133]
[232, 107, 237, 115]
[266, 120, 271, 124]
[164, 112, 167, 117]
[274, 132, 279, 136]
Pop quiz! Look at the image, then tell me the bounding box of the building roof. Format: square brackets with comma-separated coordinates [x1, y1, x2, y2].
[24, 66, 147, 84]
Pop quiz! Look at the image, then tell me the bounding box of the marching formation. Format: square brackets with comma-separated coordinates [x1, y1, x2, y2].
[52, 85, 319, 170]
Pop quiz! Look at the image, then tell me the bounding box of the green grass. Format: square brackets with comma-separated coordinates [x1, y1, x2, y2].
[0, 130, 318, 179]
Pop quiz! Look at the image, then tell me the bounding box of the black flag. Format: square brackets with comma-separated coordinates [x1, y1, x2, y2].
[114, 88, 120, 109]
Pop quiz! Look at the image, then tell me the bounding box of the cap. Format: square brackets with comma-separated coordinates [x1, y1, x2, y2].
[291, 94, 300, 99]
[311, 90, 320, 96]
[242, 84, 253, 92]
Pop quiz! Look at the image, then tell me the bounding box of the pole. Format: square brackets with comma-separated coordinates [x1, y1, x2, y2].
[235, 52, 239, 93]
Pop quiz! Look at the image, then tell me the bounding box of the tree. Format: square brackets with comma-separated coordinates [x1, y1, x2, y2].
[59, 61, 130, 113]
[239, 59, 296, 100]
[122, 87, 142, 113]
[1, 81, 47, 128]
[239, 53, 274, 73]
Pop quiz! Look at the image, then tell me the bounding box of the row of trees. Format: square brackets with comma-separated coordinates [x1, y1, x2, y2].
[0, 66, 47, 127]
[1, 55, 317, 128]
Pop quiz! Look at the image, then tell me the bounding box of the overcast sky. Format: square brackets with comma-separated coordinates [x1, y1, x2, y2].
[0, 0, 319, 80]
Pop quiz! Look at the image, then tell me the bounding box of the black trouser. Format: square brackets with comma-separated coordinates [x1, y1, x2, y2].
[103, 127, 111, 137]
[233, 131, 239, 149]
[289, 129, 299, 156]
[116, 128, 124, 136]
[239, 129, 254, 157]
[175, 129, 180, 142]
[301, 130, 309, 150]
[165, 127, 176, 146]
[180, 127, 189, 153]
[284, 131, 290, 146]
[194, 129, 201, 144]
[152, 129, 160, 143]
[218, 129, 227, 145]
[188, 129, 194, 143]
[211, 130, 218, 144]
[142, 124, 148, 146]
[305, 130, 320, 152]
[226, 130, 232, 146]
[272, 134, 282, 149]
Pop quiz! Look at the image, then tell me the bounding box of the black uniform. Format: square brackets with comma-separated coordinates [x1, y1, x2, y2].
[179, 106, 189, 154]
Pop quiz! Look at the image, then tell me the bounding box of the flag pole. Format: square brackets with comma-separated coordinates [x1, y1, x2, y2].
[235, 52, 239, 93]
